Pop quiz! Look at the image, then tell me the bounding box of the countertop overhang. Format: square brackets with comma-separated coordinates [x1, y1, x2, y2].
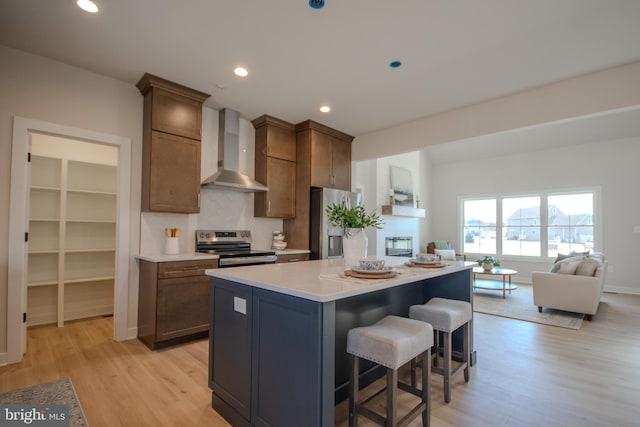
[206, 258, 475, 303]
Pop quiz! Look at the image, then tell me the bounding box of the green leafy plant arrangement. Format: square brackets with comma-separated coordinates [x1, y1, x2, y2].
[477, 255, 500, 267]
[325, 202, 384, 237]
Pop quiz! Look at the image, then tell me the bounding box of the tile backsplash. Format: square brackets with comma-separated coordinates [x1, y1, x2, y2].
[140, 189, 283, 255]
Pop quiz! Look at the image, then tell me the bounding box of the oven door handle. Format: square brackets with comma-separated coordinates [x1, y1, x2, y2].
[219, 255, 277, 267]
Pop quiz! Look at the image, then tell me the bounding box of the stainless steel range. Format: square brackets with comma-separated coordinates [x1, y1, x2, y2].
[196, 230, 277, 267]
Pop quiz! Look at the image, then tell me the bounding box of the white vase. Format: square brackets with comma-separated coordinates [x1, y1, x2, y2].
[482, 261, 493, 271]
[343, 228, 368, 268]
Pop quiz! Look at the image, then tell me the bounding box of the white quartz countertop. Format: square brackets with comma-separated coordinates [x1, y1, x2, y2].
[136, 248, 309, 262]
[136, 252, 219, 262]
[206, 258, 475, 302]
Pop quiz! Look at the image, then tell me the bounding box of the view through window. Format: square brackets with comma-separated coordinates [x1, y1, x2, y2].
[462, 191, 596, 259]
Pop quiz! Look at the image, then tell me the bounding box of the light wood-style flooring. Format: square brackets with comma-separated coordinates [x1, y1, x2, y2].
[2, 291, 640, 426]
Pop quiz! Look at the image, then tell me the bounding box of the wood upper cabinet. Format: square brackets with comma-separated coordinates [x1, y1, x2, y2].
[252, 115, 296, 218]
[137, 73, 210, 213]
[150, 88, 204, 140]
[283, 120, 353, 251]
[298, 120, 353, 191]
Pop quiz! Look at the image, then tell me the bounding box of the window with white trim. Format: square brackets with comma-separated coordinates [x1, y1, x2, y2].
[461, 190, 597, 259]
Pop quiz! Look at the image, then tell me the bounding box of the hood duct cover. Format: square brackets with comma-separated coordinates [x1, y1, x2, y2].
[201, 108, 268, 192]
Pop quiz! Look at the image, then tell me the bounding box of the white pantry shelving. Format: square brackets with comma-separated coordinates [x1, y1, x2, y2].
[27, 155, 117, 327]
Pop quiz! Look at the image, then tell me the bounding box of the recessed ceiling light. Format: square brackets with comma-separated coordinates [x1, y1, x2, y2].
[234, 67, 248, 77]
[320, 105, 331, 113]
[76, 0, 100, 14]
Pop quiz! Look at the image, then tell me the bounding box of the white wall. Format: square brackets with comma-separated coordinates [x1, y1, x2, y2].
[429, 137, 640, 294]
[0, 45, 143, 358]
[354, 152, 425, 257]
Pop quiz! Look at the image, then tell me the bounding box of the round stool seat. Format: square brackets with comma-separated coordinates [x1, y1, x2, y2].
[347, 315, 433, 369]
[409, 297, 472, 332]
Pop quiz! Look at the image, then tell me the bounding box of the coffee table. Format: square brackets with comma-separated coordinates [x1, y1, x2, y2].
[473, 267, 518, 299]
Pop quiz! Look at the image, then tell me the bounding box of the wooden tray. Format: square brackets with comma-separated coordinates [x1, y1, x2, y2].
[404, 262, 446, 268]
[344, 270, 397, 279]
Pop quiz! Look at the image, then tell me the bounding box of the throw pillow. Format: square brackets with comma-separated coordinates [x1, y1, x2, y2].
[435, 249, 456, 261]
[558, 259, 582, 275]
[576, 258, 603, 277]
[550, 255, 584, 273]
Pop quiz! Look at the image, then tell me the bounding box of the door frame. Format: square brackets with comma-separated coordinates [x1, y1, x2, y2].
[8, 116, 132, 364]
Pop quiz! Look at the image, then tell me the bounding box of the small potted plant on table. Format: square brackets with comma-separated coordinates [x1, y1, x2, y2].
[477, 255, 500, 271]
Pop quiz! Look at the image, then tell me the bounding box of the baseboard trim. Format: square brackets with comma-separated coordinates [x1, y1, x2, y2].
[604, 286, 640, 295]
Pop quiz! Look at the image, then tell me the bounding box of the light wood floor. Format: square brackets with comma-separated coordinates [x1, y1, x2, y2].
[2, 291, 640, 426]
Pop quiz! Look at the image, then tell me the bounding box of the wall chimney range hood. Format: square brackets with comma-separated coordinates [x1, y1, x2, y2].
[201, 108, 268, 192]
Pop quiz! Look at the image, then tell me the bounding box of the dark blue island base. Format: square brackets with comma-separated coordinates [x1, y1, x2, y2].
[209, 268, 474, 427]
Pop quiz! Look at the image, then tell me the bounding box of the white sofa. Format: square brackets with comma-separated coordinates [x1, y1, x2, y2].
[531, 253, 607, 321]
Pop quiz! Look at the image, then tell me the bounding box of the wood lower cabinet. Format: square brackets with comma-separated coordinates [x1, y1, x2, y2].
[137, 73, 210, 213]
[276, 253, 309, 263]
[253, 115, 297, 219]
[138, 259, 217, 349]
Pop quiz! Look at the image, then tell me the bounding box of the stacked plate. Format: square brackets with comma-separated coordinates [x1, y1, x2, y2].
[350, 266, 394, 275]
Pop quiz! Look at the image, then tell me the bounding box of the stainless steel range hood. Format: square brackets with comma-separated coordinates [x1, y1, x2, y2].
[201, 108, 268, 192]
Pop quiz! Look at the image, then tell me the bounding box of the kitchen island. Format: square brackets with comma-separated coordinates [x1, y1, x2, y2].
[206, 259, 475, 427]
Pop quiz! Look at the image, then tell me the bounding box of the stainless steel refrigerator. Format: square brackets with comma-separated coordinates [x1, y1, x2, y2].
[309, 187, 360, 260]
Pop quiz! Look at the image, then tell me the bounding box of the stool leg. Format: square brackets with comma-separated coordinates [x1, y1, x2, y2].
[349, 354, 359, 427]
[444, 331, 452, 403]
[463, 322, 470, 382]
[433, 330, 439, 368]
[387, 367, 398, 427]
[411, 357, 417, 388]
[422, 348, 431, 427]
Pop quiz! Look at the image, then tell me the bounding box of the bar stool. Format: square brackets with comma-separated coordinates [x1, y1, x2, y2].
[409, 298, 471, 403]
[347, 315, 433, 427]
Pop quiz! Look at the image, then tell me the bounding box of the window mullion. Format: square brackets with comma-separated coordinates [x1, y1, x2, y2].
[496, 197, 502, 256]
[541, 196, 549, 257]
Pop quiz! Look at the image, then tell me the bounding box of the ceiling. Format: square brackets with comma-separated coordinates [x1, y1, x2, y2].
[1, 0, 640, 138]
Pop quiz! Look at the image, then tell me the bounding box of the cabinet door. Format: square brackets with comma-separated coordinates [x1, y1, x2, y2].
[255, 157, 295, 219]
[156, 275, 210, 341]
[151, 88, 202, 140]
[147, 130, 201, 213]
[211, 280, 253, 421]
[309, 131, 333, 188]
[266, 125, 296, 162]
[331, 137, 352, 191]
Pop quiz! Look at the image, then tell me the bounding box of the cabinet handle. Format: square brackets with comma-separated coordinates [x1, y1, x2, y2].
[182, 266, 199, 271]
[288, 258, 300, 262]
[268, 199, 271, 213]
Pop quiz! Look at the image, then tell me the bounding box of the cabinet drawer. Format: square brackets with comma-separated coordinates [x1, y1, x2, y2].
[158, 260, 218, 279]
[276, 253, 309, 263]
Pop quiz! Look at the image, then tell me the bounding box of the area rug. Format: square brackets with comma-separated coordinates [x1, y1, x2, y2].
[473, 280, 584, 329]
[0, 378, 89, 426]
